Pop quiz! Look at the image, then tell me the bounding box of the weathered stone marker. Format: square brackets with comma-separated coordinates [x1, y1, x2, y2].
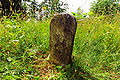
[48, 13, 77, 65]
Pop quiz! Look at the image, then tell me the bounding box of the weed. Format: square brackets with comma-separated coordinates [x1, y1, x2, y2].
[0, 14, 120, 79]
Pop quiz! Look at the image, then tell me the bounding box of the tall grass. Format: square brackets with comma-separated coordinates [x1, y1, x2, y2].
[0, 14, 120, 79]
[74, 15, 120, 79]
[0, 19, 49, 79]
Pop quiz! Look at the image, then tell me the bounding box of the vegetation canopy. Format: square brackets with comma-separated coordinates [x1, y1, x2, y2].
[90, 0, 120, 16]
[0, 0, 68, 20]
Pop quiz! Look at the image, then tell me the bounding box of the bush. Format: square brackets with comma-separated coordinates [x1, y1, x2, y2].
[90, 0, 120, 16]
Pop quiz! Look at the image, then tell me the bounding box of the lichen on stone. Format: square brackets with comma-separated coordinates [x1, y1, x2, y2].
[49, 13, 77, 65]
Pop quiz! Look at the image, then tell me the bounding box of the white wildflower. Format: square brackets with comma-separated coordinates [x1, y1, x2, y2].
[6, 24, 10, 27]
[26, 19, 30, 22]
[20, 35, 24, 38]
[13, 40, 19, 42]
[11, 25, 16, 28]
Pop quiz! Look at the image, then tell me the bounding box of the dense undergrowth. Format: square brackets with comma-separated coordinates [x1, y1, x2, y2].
[0, 14, 120, 79]
[74, 15, 120, 79]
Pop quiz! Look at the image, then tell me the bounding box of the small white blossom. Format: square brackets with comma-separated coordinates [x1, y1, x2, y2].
[11, 25, 16, 28]
[26, 19, 30, 22]
[20, 35, 24, 38]
[6, 24, 10, 27]
[13, 40, 19, 42]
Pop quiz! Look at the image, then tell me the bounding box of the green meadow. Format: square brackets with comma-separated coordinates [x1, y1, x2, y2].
[0, 14, 120, 79]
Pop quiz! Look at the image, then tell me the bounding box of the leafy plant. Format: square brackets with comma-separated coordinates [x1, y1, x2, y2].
[90, 0, 120, 16]
[0, 12, 120, 79]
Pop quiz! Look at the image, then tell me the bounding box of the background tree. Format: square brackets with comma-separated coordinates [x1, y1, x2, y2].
[37, 0, 68, 19]
[1, 0, 26, 18]
[1, 0, 11, 17]
[90, 0, 120, 16]
[0, 0, 68, 20]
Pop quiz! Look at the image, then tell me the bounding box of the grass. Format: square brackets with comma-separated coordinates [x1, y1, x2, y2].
[74, 15, 120, 79]
[0, 18, 50, 79]
[0, 14, 120, 80]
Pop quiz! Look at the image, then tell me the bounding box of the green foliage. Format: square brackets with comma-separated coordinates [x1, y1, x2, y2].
[37, 0, 68, 19]
[1, 0, 68, 20]
[74, 14, 120, 79]
[0, 13, 120, 79]
[0, 18, 49, 79]
[19, 0, 68, 19]
[90, 0, 120, 16]
[71, 7, 87, 19]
